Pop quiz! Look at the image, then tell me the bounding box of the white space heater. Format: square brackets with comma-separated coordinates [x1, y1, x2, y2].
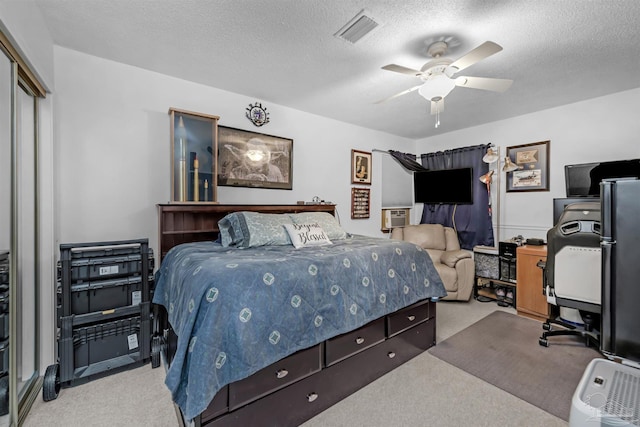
[570, 358, 640, 426]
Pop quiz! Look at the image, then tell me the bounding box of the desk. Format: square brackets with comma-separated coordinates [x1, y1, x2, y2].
[516, 245, 548, 321]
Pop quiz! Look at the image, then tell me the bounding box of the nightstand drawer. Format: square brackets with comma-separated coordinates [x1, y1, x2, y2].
[386, 299, 429, 337]
[325, 317, 386, 366]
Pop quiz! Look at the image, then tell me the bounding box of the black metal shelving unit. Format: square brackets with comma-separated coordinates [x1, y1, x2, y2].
[43, 239, 156, 402]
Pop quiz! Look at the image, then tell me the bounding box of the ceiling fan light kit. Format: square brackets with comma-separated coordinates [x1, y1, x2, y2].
[417, 75, 456, 102]
[379, 40, 514, 128]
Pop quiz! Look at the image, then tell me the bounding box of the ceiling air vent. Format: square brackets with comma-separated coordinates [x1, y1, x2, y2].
[334, 10, 380, 44]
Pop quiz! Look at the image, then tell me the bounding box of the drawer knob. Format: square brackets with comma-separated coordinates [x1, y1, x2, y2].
[407, 315, 416, 322]
[307, 392, 318, 403]
[276, 369, 288, 379]
[388, 352, 396, 359]
[355, 337, 365, 345]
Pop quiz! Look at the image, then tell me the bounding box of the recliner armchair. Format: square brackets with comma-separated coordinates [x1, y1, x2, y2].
[391, 224, 474, 301]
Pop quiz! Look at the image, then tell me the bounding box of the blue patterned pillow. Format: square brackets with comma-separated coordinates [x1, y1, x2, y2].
[218, 213, 244, 247]
[289, 212, 348, 240]
[218, 212, 293, 248]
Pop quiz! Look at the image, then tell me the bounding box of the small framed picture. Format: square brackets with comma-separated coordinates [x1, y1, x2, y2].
[506, 140, 550, 192]
[351, 188, 370, 219]
[351, 150, 372, 185]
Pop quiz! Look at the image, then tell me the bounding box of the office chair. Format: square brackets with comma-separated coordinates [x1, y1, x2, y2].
[539, 202, 601, 349]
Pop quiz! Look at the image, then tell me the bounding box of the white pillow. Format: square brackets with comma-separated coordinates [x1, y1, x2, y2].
[283, 223, 333, 249]
[289, 212, 348, 240]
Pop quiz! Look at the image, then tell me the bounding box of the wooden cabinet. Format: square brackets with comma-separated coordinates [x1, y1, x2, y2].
[516, 245, 548, 321]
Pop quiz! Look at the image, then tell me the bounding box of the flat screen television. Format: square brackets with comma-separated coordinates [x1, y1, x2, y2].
[414, 167, 473, 204]
[565, 159, 640, 197]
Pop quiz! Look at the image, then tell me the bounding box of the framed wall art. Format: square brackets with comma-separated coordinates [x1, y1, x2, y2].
[217, 126, 293, 190]
[506, 140, 550, 192]
[169, 108, 219, 203]
[351, 150, 372, 185]
[351, 188, 370, 219]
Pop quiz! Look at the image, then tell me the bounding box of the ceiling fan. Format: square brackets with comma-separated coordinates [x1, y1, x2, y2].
[377, 40, 513, 126]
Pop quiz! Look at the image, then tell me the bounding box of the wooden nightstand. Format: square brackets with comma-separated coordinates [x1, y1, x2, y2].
[516, 245, 548, 321]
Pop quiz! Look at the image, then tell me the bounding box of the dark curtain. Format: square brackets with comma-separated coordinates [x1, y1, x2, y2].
[419, 144, 494, 250]
[388, 150, 429, 172]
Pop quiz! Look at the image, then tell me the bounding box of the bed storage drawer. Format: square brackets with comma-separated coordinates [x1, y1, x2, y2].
[325, 317, 385, 366]
[206, 318, 436, 427]
[201, 385, 228, 424]
[228, 344, 322, 411]
[386, 299, 429, 337]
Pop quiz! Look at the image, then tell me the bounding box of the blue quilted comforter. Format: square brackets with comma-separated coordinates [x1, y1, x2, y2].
[153, 235, 447, 420]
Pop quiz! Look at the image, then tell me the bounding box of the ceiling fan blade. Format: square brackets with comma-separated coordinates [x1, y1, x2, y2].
[430, 98, 444, 115]
[374, 84, 422, 104]
[456, 76, 513, 92]
[448, 41, 503, 73]
[381, 64, 423, 76]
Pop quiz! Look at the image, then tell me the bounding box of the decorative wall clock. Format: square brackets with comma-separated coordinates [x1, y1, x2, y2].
[246, 102, 270, 127]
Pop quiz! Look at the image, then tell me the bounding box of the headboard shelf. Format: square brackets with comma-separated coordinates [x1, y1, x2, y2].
[162, 229, 217, 235]
[157, 203, 337, 261]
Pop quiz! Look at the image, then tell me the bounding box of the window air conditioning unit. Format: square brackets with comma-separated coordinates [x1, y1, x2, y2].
[382, 209, 409, 230]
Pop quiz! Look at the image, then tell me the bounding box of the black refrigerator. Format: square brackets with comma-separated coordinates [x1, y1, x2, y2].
[600, 178, 640, 363]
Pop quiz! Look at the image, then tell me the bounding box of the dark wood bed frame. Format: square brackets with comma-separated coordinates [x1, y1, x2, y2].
[156, 203, 437, 427]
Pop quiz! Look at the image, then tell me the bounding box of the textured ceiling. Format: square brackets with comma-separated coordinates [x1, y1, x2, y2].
[34, 0, 640, 139]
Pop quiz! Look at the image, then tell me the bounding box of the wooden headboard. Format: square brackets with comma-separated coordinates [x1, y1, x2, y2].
[157, 203, 337, 261]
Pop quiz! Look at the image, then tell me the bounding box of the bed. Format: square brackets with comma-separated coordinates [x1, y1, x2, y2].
[154, 203, 447, 426]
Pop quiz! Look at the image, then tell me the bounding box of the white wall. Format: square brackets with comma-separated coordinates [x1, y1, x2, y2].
[53, 47, 415, 258]
[0, 1, 54, 90]
[416, 88, 640, 241]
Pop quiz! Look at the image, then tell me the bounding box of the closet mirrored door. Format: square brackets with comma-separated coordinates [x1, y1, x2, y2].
[16, 77, 39, 420]
[0, 35, 43, 426]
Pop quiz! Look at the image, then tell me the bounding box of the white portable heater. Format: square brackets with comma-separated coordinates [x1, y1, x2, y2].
[570, 358, 640, 426]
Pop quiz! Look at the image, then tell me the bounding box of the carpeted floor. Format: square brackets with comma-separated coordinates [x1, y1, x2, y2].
[429, 310, 602, 421]
[24, 300, 572, 426]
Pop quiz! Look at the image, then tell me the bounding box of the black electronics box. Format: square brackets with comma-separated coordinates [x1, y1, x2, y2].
[498, 241, 519, 258]
[526, 238, 545, 246]
[499, 241, 518, 283]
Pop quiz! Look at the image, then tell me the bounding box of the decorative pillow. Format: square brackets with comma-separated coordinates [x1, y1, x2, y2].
[218, 213, 245, 247]
[218, 212, 293, 248]
[283, 223, 333, 249]
[289, 212, 348, 240]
